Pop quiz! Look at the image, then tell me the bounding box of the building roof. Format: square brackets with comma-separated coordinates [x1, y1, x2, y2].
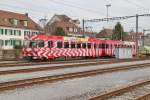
[0, 10, 42, 30]
[96, 28, 113, 38]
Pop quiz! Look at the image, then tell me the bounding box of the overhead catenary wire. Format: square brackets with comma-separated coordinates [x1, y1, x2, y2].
[122, 0, 150, 12]
[48, 0, 105, 16]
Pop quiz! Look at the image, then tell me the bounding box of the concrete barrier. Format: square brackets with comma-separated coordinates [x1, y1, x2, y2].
[0, 49, 22, 61]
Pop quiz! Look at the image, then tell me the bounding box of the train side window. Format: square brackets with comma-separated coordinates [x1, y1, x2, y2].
[102, 44, 105, 49]
[82, 43, 86, 48]
[71, 42, 76, 48]
[77, 43, 81, 48]
[87, 43, 91, 49]
[48, 41, 53, 48]
[99, 44, 102, 48]
[38, 41, 44, 48]
[64, 42, 69, 48]
[94, 44, 97, 48]
[57, 41, 62, 48]
[110, 44, 112, 48]
[106, 44, 109, 48]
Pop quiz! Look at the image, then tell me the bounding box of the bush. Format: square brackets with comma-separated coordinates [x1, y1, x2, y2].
[13, 45, 23, 49]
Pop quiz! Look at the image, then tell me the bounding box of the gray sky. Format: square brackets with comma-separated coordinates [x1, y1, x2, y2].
[0, 0, 150, 32]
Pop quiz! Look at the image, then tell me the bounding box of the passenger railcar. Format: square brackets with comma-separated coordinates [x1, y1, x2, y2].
[22, 34, 136, 60]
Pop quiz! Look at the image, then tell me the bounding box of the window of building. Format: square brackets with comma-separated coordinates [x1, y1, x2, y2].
[23, 21, 28, 27]
[5, 29, 7, 35]
[15, 30, 21, 36]
[66, 27, 69, 31]
[57, 41, 62, 48]
[71, 42, 75, 48]
[69, 28, 73, 32]
[0, 29, 3, 35]
[82, 43, 86, 48]
[13, 19, 18, 26]
[77, 43, 81, 48]
[74, 28, 77, 32]
[10, 40, 13, 46]
[7, 29, 12, 35]
[14, 30, 16, 36]
[5, 40, 11, 46]
[64, 42, 69, 48]
[87, 43, 91, 49]
[48, 41, 53, 48]
[0, 40, 4, 47]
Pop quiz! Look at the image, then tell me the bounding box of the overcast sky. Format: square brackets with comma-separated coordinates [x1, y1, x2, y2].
[0, 0, 150, 33]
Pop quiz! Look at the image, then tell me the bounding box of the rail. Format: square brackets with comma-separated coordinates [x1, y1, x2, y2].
[0, 63, 150, 92]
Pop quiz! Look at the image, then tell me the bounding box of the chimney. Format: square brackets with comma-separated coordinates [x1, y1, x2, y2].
[25, 13, 28, 17]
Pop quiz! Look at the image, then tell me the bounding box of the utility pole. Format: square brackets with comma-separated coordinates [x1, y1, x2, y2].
[39, 17, 47, 33]
[136, 14, 139, 57]
[143, 29, 145, 46]
[106, 4, 111, 21]
[82, 19, 85, 37]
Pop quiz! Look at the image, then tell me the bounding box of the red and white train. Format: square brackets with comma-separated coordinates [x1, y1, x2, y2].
[22, 34, 136, 60]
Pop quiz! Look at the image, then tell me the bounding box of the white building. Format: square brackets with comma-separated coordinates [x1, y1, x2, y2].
[0, 10, 42, 50]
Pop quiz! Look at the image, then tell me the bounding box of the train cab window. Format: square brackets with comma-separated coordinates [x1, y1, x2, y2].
[38, 41, 44, 48]
[82, 43, 86, 49]
[71, 42, 76, 48]
[48, 41, 53, 48]
[64, 42, 69, 48]
[29, 41, 37, 48]
[87, 43, 91, 49]
[77, 43, 81, 48]
[57, 41, 62, 48]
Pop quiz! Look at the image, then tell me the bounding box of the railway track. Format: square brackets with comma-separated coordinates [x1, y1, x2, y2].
[0, 58, 111, 67]
[0, 58, 147, 67]
[89, 79, 150, 100]
[0, 63, 150, 93]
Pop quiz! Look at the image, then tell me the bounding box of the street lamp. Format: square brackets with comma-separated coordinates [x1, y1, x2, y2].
[106, 4, 111, 21]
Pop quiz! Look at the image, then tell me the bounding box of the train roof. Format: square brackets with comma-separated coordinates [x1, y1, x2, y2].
[29, 34, 135, 45]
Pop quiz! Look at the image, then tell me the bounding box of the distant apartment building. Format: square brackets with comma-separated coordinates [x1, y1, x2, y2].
[0, 10, 42, 50]
[45, 14, 82, 36]
[142, 34, 150, 46]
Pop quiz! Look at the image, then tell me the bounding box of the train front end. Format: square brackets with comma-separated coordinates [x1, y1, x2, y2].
[22, 34, 52, 60]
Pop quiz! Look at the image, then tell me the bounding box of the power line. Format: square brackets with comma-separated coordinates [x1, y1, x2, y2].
[122, 0, 150, 12]
[84, 14, 150, 22]
[48, 0, 105, 15]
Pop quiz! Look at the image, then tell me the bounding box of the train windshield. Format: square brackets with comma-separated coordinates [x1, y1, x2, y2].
[29, 40, 45, 48]
[29, 41, 37, 48]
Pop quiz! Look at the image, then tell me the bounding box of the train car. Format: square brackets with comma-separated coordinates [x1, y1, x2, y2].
[22, 34, 136, 60]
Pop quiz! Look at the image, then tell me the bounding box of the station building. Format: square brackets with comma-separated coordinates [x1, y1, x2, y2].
[0, 10, 42, 50]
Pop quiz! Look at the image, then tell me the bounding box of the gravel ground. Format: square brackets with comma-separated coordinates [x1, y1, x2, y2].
[0, 67, 150, 100]
[0, 60, 150, 83]
[0, 61, 98, 71]
[108, 83, 150, 100]
[0, 60, 149, 83]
